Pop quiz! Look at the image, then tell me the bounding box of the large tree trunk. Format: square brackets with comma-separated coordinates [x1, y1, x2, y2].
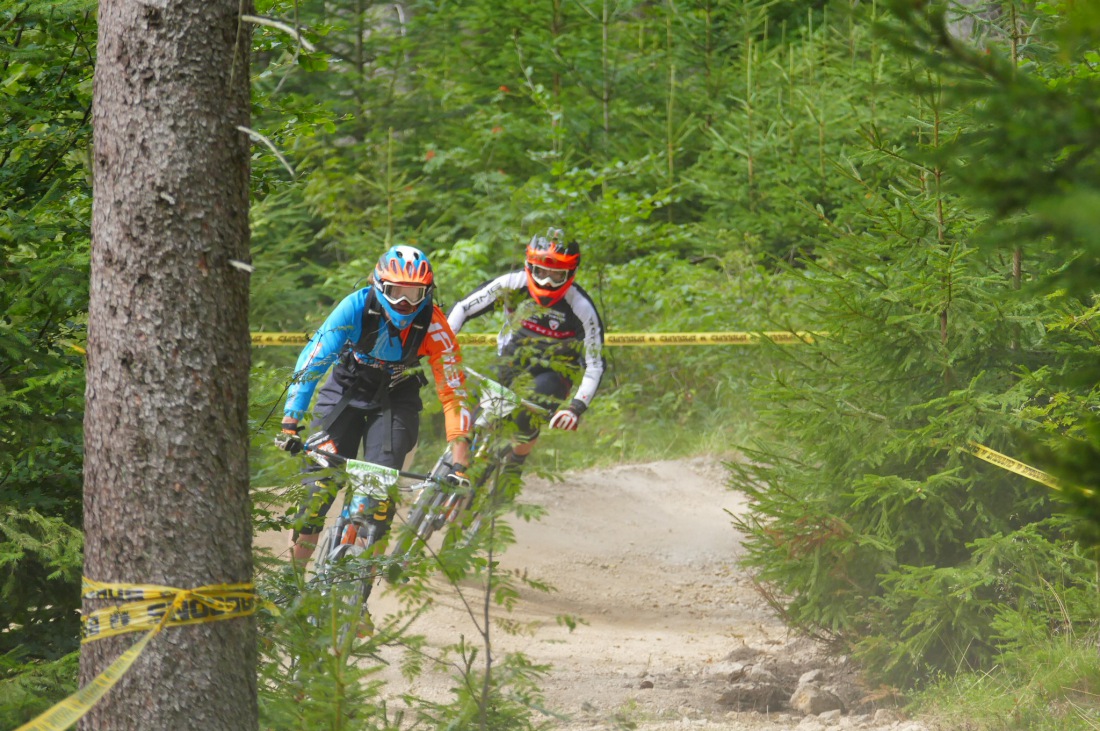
[81, 2, 255, 729]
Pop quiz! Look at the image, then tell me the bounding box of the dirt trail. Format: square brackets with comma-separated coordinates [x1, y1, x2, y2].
[260, 457, 925, 731]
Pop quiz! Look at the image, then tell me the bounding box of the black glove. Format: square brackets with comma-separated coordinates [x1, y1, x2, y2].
[303, 431, 338, 467]
[438, 457, 470, 490]
[275, 422, 303, 455]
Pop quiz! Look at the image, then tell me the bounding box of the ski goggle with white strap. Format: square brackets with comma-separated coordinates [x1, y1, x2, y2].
[529, 264, 571, 287]
[379, 281, 429, 305]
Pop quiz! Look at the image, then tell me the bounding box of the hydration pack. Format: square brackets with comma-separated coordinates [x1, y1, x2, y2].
[349, 287, 434, 367]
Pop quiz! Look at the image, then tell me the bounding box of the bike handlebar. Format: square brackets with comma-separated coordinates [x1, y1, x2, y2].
[294, 367, 550, 482]
[302, 444, 432, 482]
[464, 366, 552, 416]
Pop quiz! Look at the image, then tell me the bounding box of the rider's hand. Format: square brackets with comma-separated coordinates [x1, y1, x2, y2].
[303, 431, 338, 467]
[275, 420, 303, 455]
[443, 461, 470, 490]
[442, 461, 468, 490]
[549, 399, 587, 431]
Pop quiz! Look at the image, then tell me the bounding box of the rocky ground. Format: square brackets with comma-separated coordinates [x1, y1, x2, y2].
[349, 457, 934, 731]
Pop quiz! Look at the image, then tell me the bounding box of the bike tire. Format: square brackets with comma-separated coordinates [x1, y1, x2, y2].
[328, 542, 375, 648]
[287, 522, 343, 676]
[449, 455, 501, 551]
[308, 520, 382, 651]
[309, 524, 339, 586]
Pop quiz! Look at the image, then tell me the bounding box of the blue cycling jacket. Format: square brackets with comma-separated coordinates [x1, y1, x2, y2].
[284, 288, 470, 442]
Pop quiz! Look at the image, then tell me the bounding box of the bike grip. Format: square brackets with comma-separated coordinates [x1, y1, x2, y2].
[303, 444, 348, 463]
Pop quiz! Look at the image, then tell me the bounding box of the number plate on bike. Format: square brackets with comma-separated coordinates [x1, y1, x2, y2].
[347, 460, 399, 499]
[479, 378, 521, 419]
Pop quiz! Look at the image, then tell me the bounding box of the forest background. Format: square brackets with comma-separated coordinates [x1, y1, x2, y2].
[2, 0, 1099, 729]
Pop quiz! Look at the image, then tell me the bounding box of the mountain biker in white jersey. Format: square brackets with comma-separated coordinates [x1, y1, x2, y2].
[446, 228, 605, 480]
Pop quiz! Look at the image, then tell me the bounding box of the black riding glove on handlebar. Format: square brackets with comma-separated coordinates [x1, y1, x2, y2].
[275, 421, 303, 455]
[303, 431, 338, 466]
[436, 456, 470, 489]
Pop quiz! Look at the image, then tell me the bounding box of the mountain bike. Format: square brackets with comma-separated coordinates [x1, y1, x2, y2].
[300, 445, 435, 645]
[386, 368, 549, 572]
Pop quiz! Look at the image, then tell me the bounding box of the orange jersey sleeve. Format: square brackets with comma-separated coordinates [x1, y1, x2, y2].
[418, 306, 471, 441]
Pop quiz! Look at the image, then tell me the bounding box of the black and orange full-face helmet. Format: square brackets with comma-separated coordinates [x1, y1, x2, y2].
[525, 228, 580, 306]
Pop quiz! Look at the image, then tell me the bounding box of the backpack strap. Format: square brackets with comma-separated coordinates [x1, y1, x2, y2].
[320, 290, 435, 453]
[354, 288, 434, 366]
[352, 287, 385, 357]
[398, 297, 435, 366]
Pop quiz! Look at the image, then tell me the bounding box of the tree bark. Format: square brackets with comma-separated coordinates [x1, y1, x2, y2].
[81, 2, 255, 730]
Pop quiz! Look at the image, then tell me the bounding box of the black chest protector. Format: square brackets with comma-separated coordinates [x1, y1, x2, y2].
[318, 289, 435, 440]
[350, 288, 435, 367]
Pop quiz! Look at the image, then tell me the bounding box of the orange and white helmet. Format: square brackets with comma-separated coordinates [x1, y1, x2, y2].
[525, 228, 580, 306]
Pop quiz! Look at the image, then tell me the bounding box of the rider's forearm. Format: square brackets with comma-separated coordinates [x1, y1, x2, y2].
[446, 303, 467, 333]
[450, 438, 470, 468]
[447, 273, 519, 333]
[571, 364, 603, 410]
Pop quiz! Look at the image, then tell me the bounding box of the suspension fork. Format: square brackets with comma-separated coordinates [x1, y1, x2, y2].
[341, 495, 393, 546]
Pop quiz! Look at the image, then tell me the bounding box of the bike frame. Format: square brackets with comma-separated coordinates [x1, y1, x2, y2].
[387, 368, 550, 563]
[303, 446, 431, 582]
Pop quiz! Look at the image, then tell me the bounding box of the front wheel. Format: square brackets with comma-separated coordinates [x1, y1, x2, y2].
[327, 542, 376, 646]
[310, 521, 382, 651]
[445, 457, 500, 551]
[308, 524, 339, 587]
[387, 482, 446, 571]
[449, 427, 525, 551]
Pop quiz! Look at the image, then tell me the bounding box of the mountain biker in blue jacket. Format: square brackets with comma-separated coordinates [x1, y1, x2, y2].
[276, 245, 471, 565]
[446, 228, 604, 480]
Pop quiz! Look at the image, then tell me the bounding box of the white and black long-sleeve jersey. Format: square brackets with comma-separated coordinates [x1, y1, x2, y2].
[447, 271, 606, 410]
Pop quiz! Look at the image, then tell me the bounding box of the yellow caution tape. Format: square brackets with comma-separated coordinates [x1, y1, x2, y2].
[457, 333, 497, 346]
[965, 441, 1065, 491]
[604, 331, 815, 345]
[251, 332, 313, 346]
[80, 579, 259, 642]
[251, 331, 818, 347]
[966, 440, 1097, 497]
[15, 625, 157, 731]
[16, 579, 258, 731]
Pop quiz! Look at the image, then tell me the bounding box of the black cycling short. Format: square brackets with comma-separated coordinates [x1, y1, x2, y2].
[499, 367, 572, 442]
[292, 398, 419, 537]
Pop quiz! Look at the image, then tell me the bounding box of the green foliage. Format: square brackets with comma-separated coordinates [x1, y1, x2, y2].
[914, 632, 1100, 731]
[728, 0, 1100, 704]
[877, 0, 1100, 529]
[856, 521, 1098, 683]
[254, 579, 392, 731]
[253, 434, 558, 730]
[0, 650, 78, 729]
[0, 1, 93, 663]
[0, 509, 83, 657]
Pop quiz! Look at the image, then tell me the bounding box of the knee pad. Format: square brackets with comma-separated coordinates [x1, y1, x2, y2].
[513, 411, 541, 442]
[291, 476, 337, 539]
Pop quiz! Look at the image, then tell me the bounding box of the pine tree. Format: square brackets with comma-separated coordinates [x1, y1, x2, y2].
[80, 1, 257, 728]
